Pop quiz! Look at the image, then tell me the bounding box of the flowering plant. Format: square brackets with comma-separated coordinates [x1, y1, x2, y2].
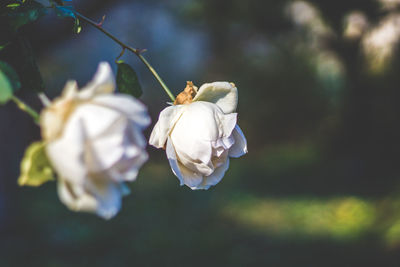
[0, 0, 247, 219]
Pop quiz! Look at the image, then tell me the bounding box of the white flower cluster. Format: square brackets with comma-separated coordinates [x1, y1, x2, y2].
[38, 62, 247, 219]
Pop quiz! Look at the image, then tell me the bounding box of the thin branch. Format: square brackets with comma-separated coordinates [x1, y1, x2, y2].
[73, 11, 176, 102]
[115, 47, 126, 63]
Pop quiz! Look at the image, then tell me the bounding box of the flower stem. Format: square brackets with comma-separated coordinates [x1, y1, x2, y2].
[73, 11, 176, 102]
[11, 96, 40, 124]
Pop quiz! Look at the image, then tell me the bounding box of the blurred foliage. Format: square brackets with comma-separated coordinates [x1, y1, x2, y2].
[0, 34, 45, 92]
[18, 141, 54, 187]
[2, 163, 400, 266]
[0, 61, 20, 103]
[1, 0, 47, 31]
[0, 1, 46, 94]
[224, 195, 376, 240]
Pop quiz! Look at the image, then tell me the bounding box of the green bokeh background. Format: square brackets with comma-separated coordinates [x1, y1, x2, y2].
[2, 0, 400, 266]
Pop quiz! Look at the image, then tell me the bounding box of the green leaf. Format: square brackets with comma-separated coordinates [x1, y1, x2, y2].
[18, 141, 55, 187]
[116, 62, 143, 98]
[0, 61, 20, 104]
[0, 34, 45, 92]
[3, 1, 47, 31]
[0, 60, 21, 90]
[0, 70, 13, 104]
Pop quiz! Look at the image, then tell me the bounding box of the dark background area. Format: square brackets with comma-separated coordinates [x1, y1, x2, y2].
[2, 0, 400, 266]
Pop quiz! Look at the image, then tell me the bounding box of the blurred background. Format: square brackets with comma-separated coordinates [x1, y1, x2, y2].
[1, 0, 400, 266]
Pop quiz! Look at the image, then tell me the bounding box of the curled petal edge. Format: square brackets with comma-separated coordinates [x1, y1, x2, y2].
[193, 82, 238, 114]
[149, 105, 186, 148]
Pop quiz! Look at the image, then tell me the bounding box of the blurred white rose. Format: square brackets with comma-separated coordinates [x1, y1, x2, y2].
[149, 82, 247, 190]
[40, 62, 150, 219]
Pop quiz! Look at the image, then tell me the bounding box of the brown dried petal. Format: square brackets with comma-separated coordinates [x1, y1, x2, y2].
[173, 81, 198, 105]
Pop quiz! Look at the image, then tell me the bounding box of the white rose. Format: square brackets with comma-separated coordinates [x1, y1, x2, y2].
[40, 62, 150, 219]
[149, 81, 247, 190]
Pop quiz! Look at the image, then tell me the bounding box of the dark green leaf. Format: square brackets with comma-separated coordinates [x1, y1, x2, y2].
[0, 34, 45, 92]
[0, 70, 13, 104]
[116, 62, 143, 98]
[0, 19, 15, 48]
[0, 61, 20, 91]
[2, 1, 47, 31]
[0, 61, 20, 104]
[0, 61, 21, 104]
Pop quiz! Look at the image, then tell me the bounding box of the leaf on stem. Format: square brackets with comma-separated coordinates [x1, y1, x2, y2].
[0, 71, 13, 104]
[0, 34, 45, 92]
[18, 141, 55, 187]
[1, 1, 47, 31]
[0, 61, 20, 104]
[116, 62, 143, 98]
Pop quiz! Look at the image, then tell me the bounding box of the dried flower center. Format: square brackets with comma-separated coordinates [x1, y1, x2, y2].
[173, 81, 198, 105]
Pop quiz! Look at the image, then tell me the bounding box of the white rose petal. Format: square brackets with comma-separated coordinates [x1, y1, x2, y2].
[41, 62, 150, 219]
[149, 81, 247, 190]
[193, 81, 238, 114]
[78, 62, 115, 99]
[197, 156, 230, 190]
[149, 104, 186, 148]
[91, 94, 151, 129]
[57, 179, 98, 213]
[228, 125, 248, 158]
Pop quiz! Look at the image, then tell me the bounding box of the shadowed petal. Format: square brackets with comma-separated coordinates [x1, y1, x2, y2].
[229, 125, 248, 158]
[57, 179, 97, 214]
[166, 137, 203, 188]
[195, 157, 230, 190]
[149, 105, 186, 148]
